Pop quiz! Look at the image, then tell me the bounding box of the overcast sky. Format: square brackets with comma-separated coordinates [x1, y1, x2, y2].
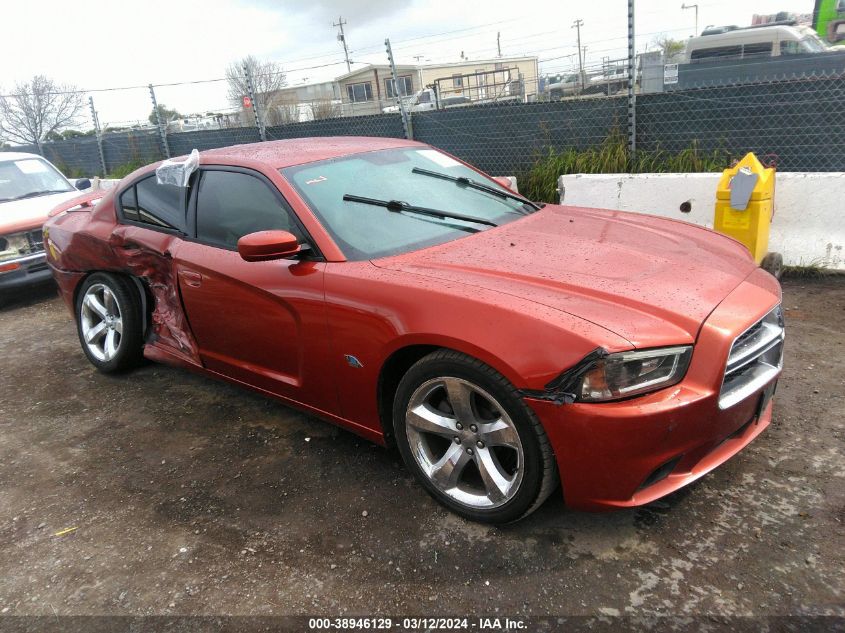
[1, 0, 813, 127]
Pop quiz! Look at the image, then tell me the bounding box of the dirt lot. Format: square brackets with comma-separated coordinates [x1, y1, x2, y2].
[0, 279, 843, 623]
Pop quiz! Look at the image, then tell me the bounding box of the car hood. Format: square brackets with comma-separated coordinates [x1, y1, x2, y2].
[0, 190, 82, 234]
[373, 205, 758, 348]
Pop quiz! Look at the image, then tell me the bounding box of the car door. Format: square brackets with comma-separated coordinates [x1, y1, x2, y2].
[174, 167, 337, 414]
[113, 173, 202, 365]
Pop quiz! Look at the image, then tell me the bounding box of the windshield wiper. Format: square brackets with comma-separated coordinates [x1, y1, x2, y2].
[411, 167, 541, 211]
[342, 194, 498, 230]
[9, 189, 72, 201]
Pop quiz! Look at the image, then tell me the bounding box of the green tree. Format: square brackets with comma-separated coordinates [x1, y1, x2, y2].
[149, 104, 181, 125]
[653, 36, 686, 61]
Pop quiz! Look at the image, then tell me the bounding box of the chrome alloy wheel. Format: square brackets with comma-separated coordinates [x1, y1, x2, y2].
[80, 283, 123, 362]
[405, 377, 524, 509]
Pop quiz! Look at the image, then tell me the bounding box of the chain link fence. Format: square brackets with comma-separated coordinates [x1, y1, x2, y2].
[4, 50, 845, 178]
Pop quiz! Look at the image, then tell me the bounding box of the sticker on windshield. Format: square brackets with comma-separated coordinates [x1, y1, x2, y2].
[16, 159, 48, 174]
[305, 175, 327, 185]
[417, 150, 461, 169]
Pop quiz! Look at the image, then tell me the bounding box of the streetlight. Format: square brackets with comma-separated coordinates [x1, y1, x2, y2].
[681, 3, 699, 36]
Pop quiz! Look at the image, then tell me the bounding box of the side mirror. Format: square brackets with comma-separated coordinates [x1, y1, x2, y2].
[237, 230, 302, 262]
[75, 178, 92, 190]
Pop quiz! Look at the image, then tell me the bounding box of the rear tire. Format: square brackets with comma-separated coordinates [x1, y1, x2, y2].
[75, 273, 143, 373]
[393, 350, 558, 524]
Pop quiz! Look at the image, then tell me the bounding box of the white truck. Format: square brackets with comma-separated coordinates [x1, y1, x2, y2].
[382, 88, 470, 113]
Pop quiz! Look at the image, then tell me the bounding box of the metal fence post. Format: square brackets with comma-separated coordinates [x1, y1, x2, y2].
[88, 96, 107, 177]
[243, 64, 267, 142]
[148, 84, 171, 159]
[626, 0, 637, 164]
[385, 38, 413, 140]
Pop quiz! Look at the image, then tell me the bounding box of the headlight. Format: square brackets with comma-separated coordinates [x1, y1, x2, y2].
[576, 346, 693, 402]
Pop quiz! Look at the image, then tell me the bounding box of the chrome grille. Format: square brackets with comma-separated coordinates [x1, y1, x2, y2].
[719, 305, 784, 409]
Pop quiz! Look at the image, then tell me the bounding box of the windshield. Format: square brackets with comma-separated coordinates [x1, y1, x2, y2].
[0, 158, 74, 204]
[801, 35, 828, 52]
[282, 148, 533, 260]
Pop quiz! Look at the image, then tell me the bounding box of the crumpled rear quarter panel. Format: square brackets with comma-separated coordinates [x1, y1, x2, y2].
[44, 195, 200, 365]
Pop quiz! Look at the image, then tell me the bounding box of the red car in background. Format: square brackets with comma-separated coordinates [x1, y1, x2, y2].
[43, 137, 784, 524]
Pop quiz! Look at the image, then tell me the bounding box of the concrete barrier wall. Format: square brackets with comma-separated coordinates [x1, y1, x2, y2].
[89, 173, 843, 271]
[558, 173, 845, 270]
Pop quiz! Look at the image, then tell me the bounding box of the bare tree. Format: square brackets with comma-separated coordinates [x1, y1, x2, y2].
[0, 75, 86, 146]
[225, 55, 288, 119]
[309, 99, 341, 120]
[265, 99, 300, 126]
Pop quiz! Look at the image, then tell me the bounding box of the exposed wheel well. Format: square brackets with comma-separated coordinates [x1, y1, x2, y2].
[377, 344, 440, 448]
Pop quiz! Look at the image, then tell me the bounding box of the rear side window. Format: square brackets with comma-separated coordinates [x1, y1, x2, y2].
[195, 170, 302, 249]
[690, 45, 742, 61]
[743, 42, 773, 57]
[118, 175, 187, 232]
[119, 186, 139, 221]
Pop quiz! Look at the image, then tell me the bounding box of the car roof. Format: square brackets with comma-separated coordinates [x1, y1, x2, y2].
[688, 24, 804, 46]
[200, 136, 421, 169]
[0, 151, 43, 163]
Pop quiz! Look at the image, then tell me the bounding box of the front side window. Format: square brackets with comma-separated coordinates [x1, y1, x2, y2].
[195, 170, 301, 250]
[282, 148, 533, 260]
[779, 39, 803, 55]
[0, 158, 74, 204]
[346, 82, 373, 103]
[119, 176, 186, 231]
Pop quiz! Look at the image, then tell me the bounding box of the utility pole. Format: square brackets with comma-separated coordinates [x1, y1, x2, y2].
[497, 31, 502, 57]
[627, 0, 637, 160]
[334, 17, 351, 73]
[88, 96, 107, 177]
[243, 63, 266, 142]
[385, 38, 412, 140]
[148, 84, 170, 159]
[681, 3, 699, 35]
[572, 19, 585, 91]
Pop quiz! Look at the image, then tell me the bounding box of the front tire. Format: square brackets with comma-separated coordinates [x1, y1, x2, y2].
[75, 273, 143, 373]
[393, 350, 558, 524]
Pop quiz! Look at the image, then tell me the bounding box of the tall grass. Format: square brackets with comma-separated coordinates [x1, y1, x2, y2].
[520, 130, 732, 203]
[108, 161, 146, 179]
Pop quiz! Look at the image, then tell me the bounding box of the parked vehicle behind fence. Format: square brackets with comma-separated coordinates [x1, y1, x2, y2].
[685, 22, 830, 62]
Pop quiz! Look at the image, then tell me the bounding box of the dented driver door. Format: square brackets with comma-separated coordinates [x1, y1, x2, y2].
[172, 168, 338, 415]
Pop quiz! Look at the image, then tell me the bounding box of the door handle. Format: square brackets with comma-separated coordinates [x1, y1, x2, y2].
[179, 270, 203, 287]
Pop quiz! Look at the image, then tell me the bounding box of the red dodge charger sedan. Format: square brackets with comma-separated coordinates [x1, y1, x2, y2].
[43, 137, 784, 523]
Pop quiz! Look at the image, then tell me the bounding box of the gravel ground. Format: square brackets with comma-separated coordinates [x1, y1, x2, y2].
[0, 278, 843, 625]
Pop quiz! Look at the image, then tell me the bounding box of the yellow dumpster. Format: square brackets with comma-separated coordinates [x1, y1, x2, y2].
[715, 152, 782, 278]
